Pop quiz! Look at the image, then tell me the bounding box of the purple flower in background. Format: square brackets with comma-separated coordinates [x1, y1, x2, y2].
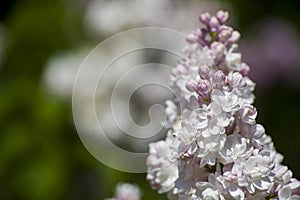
[240, 19, 300, 89]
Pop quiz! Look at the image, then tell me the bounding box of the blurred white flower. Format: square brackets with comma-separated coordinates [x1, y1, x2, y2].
[84, 0, 225, 37]
[106, 183, 141, 200]
[43, 38, 171, 145]
[43, 51, 85, 98]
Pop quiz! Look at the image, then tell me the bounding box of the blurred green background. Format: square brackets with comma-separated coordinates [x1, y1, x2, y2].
[0, 0, 300, 199]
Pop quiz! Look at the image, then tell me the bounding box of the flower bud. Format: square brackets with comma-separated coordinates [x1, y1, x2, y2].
[198, 64, 211, 79]
[186, 33, 198, 43]
[228, 31, 241, 45]
[209, 16, 220, 32]
[198, 79, 211, 94]
[199, 12, 211, 25]
[218, 25, 232, 42]
[186, 80, 198, 92]
[240, 63, 250, 76]
[216, 10, 229, 23]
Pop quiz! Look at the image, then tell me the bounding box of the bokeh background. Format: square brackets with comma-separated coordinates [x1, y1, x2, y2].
[0, 0, 300, 199]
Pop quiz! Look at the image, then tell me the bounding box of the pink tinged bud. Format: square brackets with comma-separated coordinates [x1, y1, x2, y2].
[218, 25, 232, 41]
[186, 33, 198, 43]
[198, 79, 211, 94]
[240, 63, 250, 76]
[198, 64, 211, 79]
[209, 17, 220, 32]
[199, 12, 211, 25]
[212, 70, 225, 84]
[186, 80, 198, 92]
[228, 31, 241, 44]
[216, 10, 229, 24]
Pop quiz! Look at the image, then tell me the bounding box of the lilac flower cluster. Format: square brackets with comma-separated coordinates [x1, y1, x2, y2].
[187, 10, 239, 48]
[146, 10, 300, 200]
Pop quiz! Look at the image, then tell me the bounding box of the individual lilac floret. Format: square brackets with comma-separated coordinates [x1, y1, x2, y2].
[146, 10, 300, 200]
[216, 10, 229, 24]
[186, 79, 198, 92]
[199, 12, 211, 25]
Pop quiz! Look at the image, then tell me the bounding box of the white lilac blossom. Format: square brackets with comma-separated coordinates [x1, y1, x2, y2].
[44, 1, 226, 153]
[43, 47, 170, 148]
[84, 0, 224, 37]
[146, 10, 300, 200]
[106, 183, 141, 200]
